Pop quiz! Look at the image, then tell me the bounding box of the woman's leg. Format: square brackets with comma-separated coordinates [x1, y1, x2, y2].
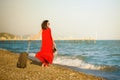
[41, 62, 49, 67]
[41, 59, 49, 67]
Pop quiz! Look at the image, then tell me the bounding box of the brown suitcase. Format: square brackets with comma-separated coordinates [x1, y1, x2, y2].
[17, 52, 28, 68]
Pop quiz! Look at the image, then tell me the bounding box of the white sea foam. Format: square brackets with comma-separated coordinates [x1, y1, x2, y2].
[28, 53, 40, 62]
[28, 52, 58, 62]
[0, 48, 8, 51]
[53, 56, 107, 70]
[28, 53, 115, 71]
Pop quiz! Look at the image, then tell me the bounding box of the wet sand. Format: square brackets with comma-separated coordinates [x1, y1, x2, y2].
[0, 49, 105, 80]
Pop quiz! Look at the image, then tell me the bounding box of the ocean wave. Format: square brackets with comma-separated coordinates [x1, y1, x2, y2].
[28, 53, 120, 72]
[53, 56, 120, 71]
[99, 65, 120, 72]
[28, 53, 39, 62]
[0, 48, 8, 51]
[110, 54, 120, 56]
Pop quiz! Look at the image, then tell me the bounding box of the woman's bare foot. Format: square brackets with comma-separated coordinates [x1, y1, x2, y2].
[41, 63, 49, 67]
[45, 63, 49, 67]
[41, 63, 45, 67]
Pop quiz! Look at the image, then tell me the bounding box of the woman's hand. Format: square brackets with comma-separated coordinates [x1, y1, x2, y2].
[53, 42, 57, 53]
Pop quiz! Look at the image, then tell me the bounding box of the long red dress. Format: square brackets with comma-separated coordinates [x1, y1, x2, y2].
[35, 28, 54, 64]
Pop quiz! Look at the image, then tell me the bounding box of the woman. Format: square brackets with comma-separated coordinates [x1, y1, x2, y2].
[35, 20, 55, 67]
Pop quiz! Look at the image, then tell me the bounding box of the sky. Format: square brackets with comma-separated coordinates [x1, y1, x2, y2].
[0, 0, 120, 40]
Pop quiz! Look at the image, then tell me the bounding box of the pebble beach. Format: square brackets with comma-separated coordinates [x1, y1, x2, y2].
[0, 49, 105, 80]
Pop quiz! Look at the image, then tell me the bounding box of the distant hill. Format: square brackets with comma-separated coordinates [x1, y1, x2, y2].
[0, 33, 16, 40]
[0, 32, 40, 40]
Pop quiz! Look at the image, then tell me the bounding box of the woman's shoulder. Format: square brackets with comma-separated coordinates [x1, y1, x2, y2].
[48, 27, 51, 29]
[47, 27, 51, 31]
[42, 27, 51, 31]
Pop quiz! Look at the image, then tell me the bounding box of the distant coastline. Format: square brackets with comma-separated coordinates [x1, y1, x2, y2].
[1, 32, 119, 41]
[0, 32, 41, 41]
[0, 32, 97, 41]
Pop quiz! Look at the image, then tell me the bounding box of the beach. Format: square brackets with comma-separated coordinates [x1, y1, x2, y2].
[0, 49, 105, 80]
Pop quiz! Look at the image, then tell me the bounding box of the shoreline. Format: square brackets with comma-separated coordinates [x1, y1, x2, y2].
[0, 49, 105, 80]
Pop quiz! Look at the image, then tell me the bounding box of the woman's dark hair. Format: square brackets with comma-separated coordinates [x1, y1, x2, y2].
[41, 20, 49, 30]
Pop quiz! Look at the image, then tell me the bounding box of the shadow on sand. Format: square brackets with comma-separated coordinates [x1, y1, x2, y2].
[28, 54, 42, 66]
[30, 59, 42, 66]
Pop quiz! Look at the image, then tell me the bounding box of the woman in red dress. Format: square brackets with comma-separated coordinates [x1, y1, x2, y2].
[35, 20, 55, 67]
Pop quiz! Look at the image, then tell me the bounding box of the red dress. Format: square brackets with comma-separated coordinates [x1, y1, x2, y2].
[35, 28, 54, 64]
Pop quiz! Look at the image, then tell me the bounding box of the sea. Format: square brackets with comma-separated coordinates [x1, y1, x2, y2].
[0, 40, 120, 80]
